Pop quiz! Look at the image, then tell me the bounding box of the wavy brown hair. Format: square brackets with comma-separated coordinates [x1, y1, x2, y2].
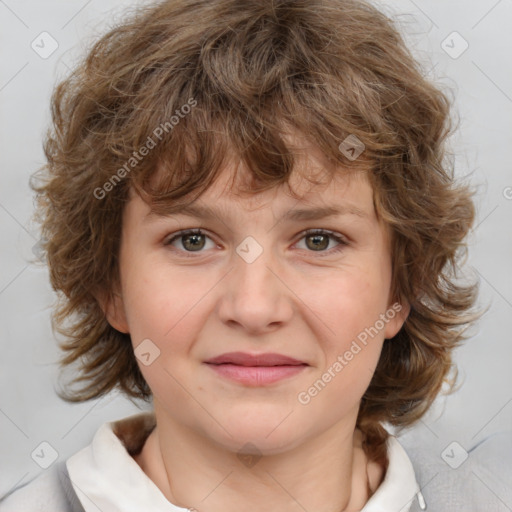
[33, 0, 479, 462]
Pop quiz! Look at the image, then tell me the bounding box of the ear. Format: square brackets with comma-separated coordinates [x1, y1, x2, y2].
[97, 289, 130, 334]
[383, 300, 410, 340]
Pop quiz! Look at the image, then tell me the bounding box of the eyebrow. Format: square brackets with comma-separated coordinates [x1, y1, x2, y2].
[147, 203, 369, 222]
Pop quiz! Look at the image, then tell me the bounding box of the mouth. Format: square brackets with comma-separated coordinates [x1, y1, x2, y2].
[204, 352, 309, 386]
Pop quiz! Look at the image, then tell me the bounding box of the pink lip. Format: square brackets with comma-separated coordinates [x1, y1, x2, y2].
[204, 352, 308, 386]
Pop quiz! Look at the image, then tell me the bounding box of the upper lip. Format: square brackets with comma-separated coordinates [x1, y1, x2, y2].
[204, 352, 307, 366]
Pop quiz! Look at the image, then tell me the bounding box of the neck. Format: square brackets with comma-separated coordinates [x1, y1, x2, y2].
[134, 405, 385, 512]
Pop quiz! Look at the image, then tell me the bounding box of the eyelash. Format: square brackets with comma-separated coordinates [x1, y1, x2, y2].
[164, 228, 349, 257]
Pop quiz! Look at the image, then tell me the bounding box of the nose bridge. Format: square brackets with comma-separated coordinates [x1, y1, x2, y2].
[232, 232, 279, 297]
[217, 231, 293, 332]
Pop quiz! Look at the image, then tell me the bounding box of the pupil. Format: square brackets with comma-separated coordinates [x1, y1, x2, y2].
[184, 234, 204, 251]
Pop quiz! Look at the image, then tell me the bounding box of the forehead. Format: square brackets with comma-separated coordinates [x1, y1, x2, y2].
[197, 161, 372, 213]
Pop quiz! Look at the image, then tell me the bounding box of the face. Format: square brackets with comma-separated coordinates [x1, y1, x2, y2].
[105, 147, 409, 455]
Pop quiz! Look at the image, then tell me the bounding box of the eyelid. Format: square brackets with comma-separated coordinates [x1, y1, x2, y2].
[163, 228, 217, 247]
[298, 228, 349, 245]
[295, 228, 349, 256]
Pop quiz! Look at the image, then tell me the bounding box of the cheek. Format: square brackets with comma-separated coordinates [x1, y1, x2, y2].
[121, 268, 203, 401]
[302, 265, 392, 402]
[121, 263, 216, 378]
[299, 273, 388, 409]
[311, 269, 390, 344]
[121, 257, 193, 338]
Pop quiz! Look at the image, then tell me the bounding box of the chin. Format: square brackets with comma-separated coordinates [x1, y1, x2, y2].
[204, 409, 309, 456]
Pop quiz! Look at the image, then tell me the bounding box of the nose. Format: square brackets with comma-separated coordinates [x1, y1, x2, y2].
[216, 238, 294, 335]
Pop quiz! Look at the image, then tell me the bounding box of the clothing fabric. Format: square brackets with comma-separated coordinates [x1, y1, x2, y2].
[398, 428, 512, 511]
[66, 413, 422, 512]
[1, 411, 509, 511]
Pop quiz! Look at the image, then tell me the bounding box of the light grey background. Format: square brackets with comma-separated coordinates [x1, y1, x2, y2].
[1, 0, 511, 499]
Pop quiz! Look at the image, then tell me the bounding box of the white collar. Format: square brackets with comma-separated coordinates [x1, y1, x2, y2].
[363, 436, 425, 511]
[66, 412, 424, 512]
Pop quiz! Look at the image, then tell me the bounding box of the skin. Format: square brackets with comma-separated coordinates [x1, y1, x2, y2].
[103, 142, 409, 512]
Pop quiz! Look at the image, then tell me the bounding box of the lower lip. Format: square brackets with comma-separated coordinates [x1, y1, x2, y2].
[205, 363, 307, 386]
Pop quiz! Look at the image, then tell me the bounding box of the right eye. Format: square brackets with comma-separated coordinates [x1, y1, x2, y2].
[164, 229, 217, 254]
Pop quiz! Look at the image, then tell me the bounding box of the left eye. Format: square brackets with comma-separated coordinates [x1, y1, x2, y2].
[295, 229, 348, 253]
[164, 229, 348, 255]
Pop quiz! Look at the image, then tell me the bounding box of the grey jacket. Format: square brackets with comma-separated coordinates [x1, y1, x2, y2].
[1, 431, 510, 511]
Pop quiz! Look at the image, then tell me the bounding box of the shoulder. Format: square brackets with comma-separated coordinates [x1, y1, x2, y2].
[398, 429, 512, 512]
[0, 411, 155, 512]
[0, 461, 73, 512]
